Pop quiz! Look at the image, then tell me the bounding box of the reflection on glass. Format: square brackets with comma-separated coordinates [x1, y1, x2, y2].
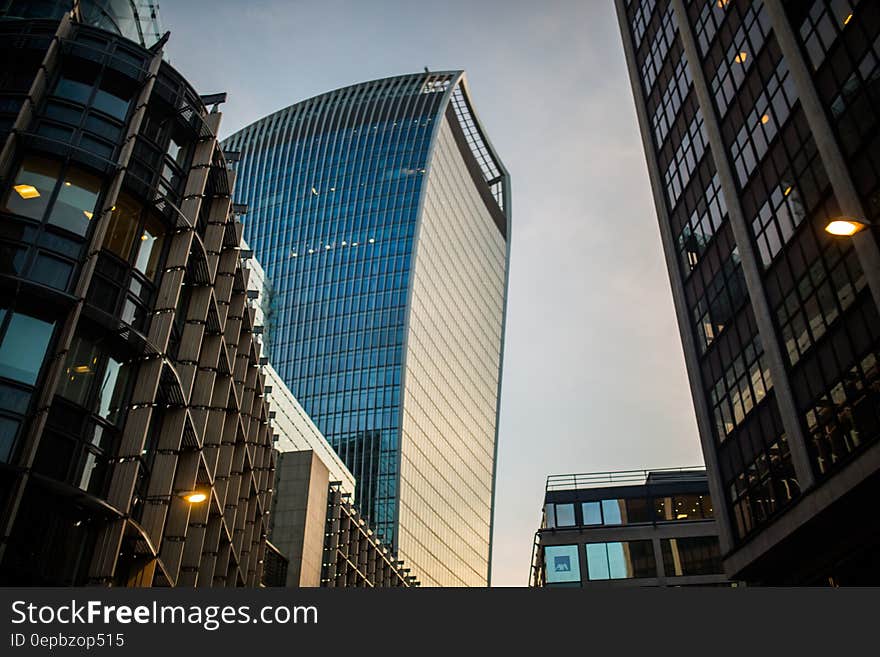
[0, 312, 55, 385]
[96, 356, 129, 424]
[582, 501, 602, 525]
[103, 192, 140, 259]
[3, 156, 60, 221]
[134, 213, 165, 279]
[586, 543, 610, 580]
[661, 536, 722, 576]
[555, 503, 575, 527]
[601, 499, 623, 524]
[47, 167, 101, 236]
[544, 544, 580, 584]
[57, 335, 100, 406]
[586, 541, 656, 580]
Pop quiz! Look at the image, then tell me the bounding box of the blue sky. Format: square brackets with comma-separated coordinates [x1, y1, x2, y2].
[161, 0, 705, 586]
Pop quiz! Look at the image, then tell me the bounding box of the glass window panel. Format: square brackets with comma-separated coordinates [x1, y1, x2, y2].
[47, 167, 101, 236]
[607, 542, 629, 579]
[56, 335, 101, 407]
[625, 497, 653, 523]
[601, 499, 623, 524]
[3, 156, 60, 221]
[544, 544, 580, 584]
[30, 253, 73, 290]
[0, 415, 20, 462]
[133, 212, 165, 279]
[554, 503, 575, 527]
[661, 536, 722, 576]
[53, 76, 93, 104]
[0, 313, 55, 385]
[585, 543, 610, 580]
[93, 73, 132, 121]
[582, 501, 602, 525]
[102, 192, 140, 260]
[96, 356, 130, 424]
[543, 503, 556, 528]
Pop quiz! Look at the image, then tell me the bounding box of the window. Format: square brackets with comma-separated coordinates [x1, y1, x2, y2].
[581, 501, 602, 525]
[3, 156, 60, 221]
[543, 545, 580, 585]
[56, 335, 101, 407]
[102, 193, 141, 260]
[102, 193, 166, 281]
[586, 541, 656, 580]
[0, 311, 55, 385]
[661, 536, 723, 576]
[655, 493, 714, 521]
[554, 503, 575, 527]
[46, 167, 101, 236]
[55, 333, 132, 427]
[601, 499, 623, 525]
[133, 212, 165, 279]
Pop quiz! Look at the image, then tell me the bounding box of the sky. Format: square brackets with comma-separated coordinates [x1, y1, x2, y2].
[161, 0, 705, 587]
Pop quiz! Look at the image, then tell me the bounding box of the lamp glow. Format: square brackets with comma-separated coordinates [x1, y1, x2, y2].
[14, 184, 40, 199]
[182, 491, 207, 504]
[825, 219, 868, 236]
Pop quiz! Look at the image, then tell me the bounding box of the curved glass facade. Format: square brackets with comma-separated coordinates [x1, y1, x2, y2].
[224, 72, 510, 585]
[0, 0, 162, 48]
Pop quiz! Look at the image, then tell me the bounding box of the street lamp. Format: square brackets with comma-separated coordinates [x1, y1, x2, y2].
[179, 490, 208, 504]
[824, 217, 871, 236]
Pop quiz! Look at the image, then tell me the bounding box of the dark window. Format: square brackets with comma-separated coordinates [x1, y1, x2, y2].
[661, 536, 723, 576]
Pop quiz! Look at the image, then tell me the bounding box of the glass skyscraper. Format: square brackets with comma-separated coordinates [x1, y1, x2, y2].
[223, 71, 510, 586]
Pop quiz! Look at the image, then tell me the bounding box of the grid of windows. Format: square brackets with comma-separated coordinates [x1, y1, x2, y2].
[639, 1, 677, 93]
[790, 0, 880, 224]
[795, 0, 861, 71]
[630, 0, 658, 45]
[226, 78, 444, 544]
[705, 0, 772, 117]
[662, 100, 709, 207]
[728, 57, 797, 188]
[718, 395, 800, 540]
[650, 47, 693, 147]
[801, 327, 880, 478]
[675, 169, 727, 275]
[710, 332, 773, 441]
[690, 243, 748, 352]
[775, 234, 865, 368]
[225, 73, 508, 587]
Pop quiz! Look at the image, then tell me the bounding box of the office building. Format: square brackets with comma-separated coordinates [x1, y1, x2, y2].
[245, 250, 412, 586]
[531, 468, 729, 587]
[0, 7, 275, 586]
[224, 71, 511, 586]
[616, 0, 880, 583]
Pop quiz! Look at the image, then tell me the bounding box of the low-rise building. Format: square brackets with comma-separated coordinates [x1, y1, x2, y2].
[531, 468, 731, 587]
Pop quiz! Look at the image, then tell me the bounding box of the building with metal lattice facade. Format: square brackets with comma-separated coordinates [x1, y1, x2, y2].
[0, 9, 275, 586]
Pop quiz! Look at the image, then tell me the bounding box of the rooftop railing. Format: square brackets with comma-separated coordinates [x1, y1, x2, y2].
[545, 466, 706, 492]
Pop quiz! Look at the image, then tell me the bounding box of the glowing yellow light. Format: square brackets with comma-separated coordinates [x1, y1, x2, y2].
[783, 186, 792, 196]
[844, 13, 853, 25]
[140, 233, 149, 241]
[83, 211, 93, 220]
[761, 113, 770, 124]
[14, 184, 40, 199]
[72, 365, 92, 374]
[64, 181, 72, 186]
[735, 51, 748, 63]
[182, 492, 207, 504]
[717, 0, 730, 7]
[825, 219, 868, 236]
